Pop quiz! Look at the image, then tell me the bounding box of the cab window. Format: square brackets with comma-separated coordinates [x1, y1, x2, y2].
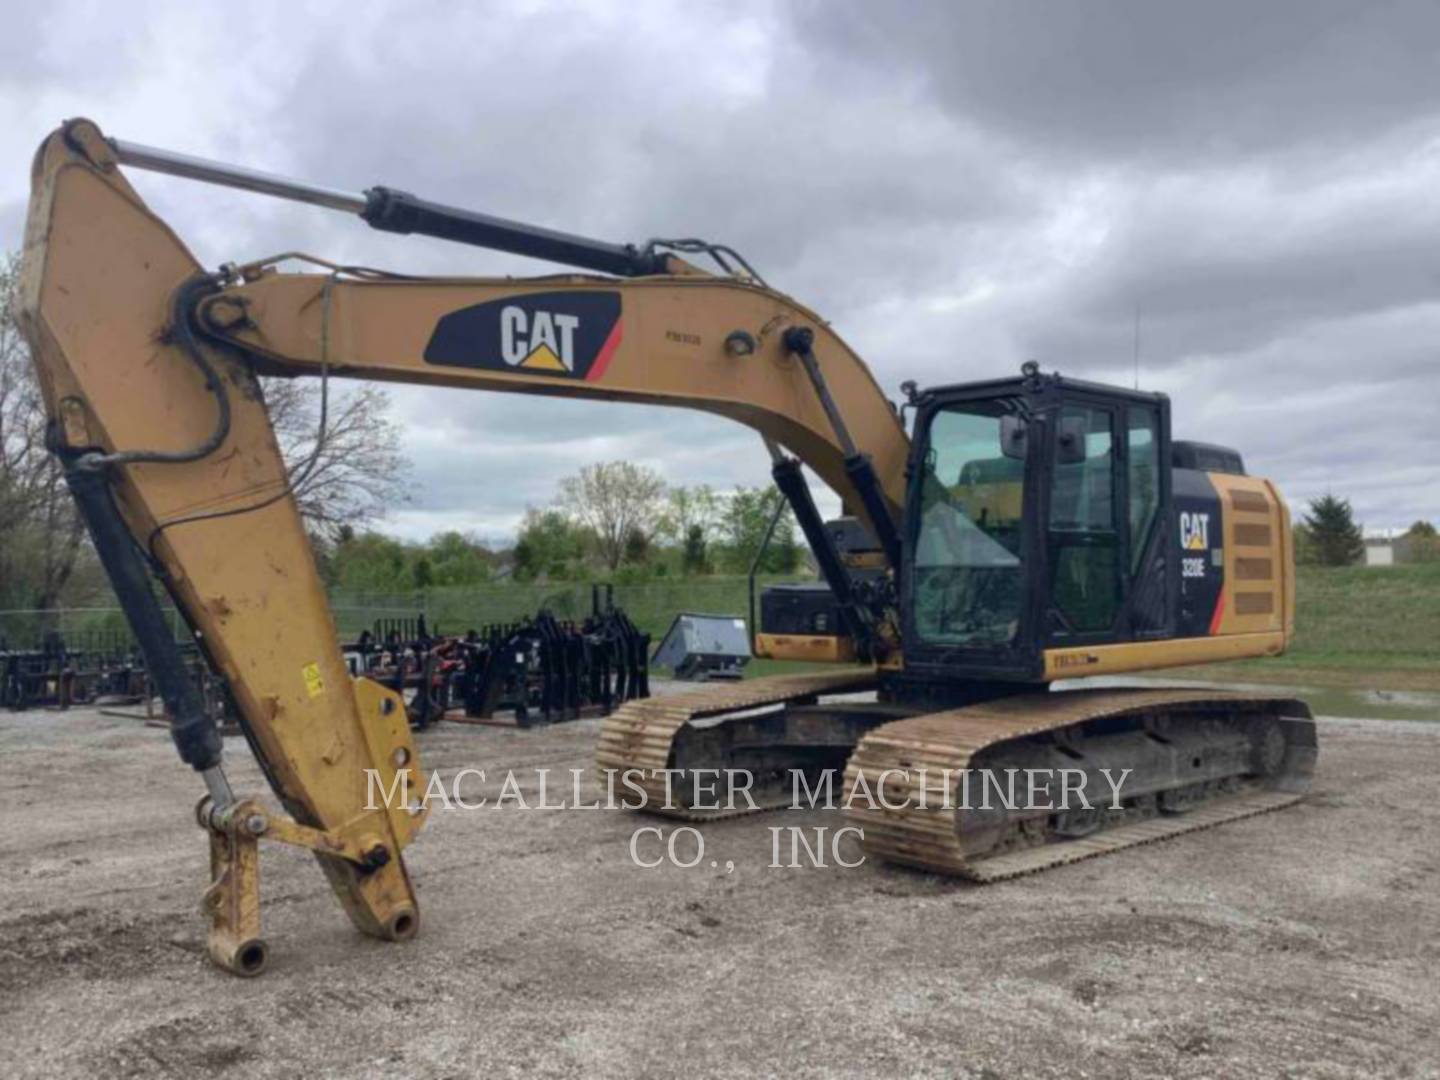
[1048, 405, 1120, 633]
[912, 402, 1025, 647]
[1127, 405, 1160, 569]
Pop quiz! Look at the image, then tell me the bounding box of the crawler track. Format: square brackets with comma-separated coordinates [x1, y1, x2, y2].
[594, 669, 879, 819]
[598, 681, 1317, 878]
[844, 688, 1317, 882]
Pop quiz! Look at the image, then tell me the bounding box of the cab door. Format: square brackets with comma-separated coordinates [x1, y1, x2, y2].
[1042, 394, 1170, 647]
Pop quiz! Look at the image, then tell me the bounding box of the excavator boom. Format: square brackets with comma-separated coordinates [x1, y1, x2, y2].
[17, 119, 909, 971]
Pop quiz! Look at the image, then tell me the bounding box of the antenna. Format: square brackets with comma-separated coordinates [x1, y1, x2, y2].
[1132, 300, 1141, 390]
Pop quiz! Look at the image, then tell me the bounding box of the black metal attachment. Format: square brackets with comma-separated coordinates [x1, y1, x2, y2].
[346, 598, 648, 730]
[770, 456, 874, 658]
[746, 488, 789, 658]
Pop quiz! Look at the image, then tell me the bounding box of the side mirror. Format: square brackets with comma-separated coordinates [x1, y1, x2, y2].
[1057, 416, 1089, 465]
[999, 415, 1028, 460]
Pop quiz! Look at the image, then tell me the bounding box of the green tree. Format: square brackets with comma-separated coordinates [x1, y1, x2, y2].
[719, 485, 799, 574]
[622, 527, 651, 565]
[1402, 519, 1438, 563]
[425, 530, 494, 585]
[513, 508, 591, 581]
[0, 252, 94, 614]
[681, 523, 710, 575]
[558, 461, 666, 571]
[656, 484, 719, 545]
[1302, 494, 1364, 567]
[331, 531, 411, 591]
[1292, 521, 1318, 567]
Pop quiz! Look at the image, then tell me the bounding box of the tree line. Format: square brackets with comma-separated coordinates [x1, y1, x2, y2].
[1295, 494, 1437, 566]
[513, 464, 801, 583]
[326, 462, 804, 593]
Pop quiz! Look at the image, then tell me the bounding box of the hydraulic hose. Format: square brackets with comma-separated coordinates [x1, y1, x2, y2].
[70, 273, 231, 472]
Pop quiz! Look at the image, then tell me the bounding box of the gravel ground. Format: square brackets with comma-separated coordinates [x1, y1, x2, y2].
[1, 703, 1437, 1079]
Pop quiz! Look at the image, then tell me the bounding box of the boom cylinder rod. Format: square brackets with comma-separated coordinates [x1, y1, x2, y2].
[109, 138, 366, 213]
[106, 137, 667, 276]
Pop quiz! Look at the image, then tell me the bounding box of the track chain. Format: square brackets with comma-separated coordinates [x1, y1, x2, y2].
[843, 688, 1317, 882]
[594, 669, 878, 820]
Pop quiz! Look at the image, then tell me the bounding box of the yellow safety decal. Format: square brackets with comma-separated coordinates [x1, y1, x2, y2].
[302, 662, 325, 698]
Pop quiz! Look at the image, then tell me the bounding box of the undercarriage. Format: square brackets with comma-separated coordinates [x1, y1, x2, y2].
[596, 673, 1317, 879]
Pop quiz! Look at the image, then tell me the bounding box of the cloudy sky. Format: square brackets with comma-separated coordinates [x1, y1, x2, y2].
[3, 0, 1437, 541]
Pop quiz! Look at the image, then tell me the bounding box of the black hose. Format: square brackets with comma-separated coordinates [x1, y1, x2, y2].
[71, 273, 231, 472]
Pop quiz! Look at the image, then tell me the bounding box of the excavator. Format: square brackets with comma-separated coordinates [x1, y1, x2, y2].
[17, 119, 1316, 976]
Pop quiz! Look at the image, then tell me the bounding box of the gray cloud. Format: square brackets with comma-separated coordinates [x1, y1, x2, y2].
[800, 0, 1440, 165]
[2, 0, 1436, 538]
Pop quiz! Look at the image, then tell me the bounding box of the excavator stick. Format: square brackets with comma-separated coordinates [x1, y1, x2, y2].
[18, 121, 427, 971]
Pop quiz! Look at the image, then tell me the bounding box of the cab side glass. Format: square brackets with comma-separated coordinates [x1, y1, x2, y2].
[1048, 405, 1120, 633]
[1127, 405, 1160, 571]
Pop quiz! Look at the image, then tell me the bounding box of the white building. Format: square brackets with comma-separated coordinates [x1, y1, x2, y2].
[1364, 539, 1395, 567]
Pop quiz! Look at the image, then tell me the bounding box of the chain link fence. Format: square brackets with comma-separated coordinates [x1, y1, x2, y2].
[334, 577, 789, 641]
[0, 604, 417, 650]
[0, 578, 791, 653]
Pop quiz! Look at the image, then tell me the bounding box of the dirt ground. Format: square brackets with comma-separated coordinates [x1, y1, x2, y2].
[1, 701, 1437, 1080]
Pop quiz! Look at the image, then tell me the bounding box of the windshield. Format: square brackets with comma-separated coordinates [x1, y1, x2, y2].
[912, 401, 1025, 647]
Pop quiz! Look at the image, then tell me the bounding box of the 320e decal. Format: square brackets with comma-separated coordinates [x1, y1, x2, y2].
[1174, 475, 1225, 637]
[423, 291, 622, 381]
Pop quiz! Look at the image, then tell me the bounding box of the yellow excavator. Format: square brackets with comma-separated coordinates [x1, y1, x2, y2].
[17, 119, 1316, 976]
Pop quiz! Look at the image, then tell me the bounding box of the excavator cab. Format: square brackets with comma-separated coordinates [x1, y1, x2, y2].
[901, 368, 1173, 689]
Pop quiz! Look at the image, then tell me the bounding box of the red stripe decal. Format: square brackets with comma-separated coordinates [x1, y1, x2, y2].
[585, 318, 623, 382]
[1208, 585, 1226, 636]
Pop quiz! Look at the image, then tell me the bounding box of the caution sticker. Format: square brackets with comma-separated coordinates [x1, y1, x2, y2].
[302, 662, 325, 698]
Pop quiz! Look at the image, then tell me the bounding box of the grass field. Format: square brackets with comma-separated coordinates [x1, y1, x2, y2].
[1156, 562, 1440, 690]
[1280, 562, 1440, 669]
[340, 564, 1439, 690]
[745, 563, 1440, 689]
[4, 564, 1435, 690]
